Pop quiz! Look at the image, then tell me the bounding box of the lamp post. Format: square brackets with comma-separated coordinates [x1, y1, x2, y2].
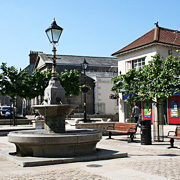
[81, 59, 89, 122]
[45, 18, 63, 75]
[44, 18, 66, 105]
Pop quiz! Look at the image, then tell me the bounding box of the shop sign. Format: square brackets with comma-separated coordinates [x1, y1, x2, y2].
[170, 100, 179, 118]
[144, 102, 152, 118]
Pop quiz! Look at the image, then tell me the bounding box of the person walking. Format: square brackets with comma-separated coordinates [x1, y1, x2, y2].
[132, 103, 140, 123]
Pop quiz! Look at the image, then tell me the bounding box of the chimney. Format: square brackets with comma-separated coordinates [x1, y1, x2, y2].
[29, 51, 42, 65]
[153, 22, 159, 42]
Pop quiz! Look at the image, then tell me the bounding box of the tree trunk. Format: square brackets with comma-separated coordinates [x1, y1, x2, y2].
[153, 98, 164, 142]
[156, 101, 160, 141]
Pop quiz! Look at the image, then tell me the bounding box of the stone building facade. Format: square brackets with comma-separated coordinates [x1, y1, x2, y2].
[24, 51, 119, 116]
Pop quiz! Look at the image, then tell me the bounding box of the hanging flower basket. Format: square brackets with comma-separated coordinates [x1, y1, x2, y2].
[81, 85, 91, 93]
[109, 93, 119, 99]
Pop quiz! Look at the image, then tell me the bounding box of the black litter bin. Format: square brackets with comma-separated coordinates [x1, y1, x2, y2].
[141, 120, 152, 145]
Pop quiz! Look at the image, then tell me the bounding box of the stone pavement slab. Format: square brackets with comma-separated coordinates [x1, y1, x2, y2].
[1, 147, 127, 167]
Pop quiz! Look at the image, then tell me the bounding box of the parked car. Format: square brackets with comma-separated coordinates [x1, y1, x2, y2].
[0, 106, 15, 118]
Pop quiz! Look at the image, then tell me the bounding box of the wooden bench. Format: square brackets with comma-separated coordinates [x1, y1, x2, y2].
[105, 122, 137, 142]
[167, 126, 180, 148]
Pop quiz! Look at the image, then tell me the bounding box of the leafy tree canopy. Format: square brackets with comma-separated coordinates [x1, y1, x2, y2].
[20, 69, 51, 99]
[111, 53, 180, 105]
[0, 63, 25, 98]
[58, 69, 81, 97]
[0, 63, 81, 100]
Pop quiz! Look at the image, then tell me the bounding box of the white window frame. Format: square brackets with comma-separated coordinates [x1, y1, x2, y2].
[132, 57, 145, 70]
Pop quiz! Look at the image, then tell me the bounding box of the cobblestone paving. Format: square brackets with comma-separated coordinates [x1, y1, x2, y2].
[1, 134, 180, 179]
[99, 137, 180, 180]
[0, 169, 109, 180]
[121, 157, 180, 180]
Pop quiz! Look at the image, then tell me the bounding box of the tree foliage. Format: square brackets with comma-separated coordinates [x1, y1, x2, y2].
[0, 63, 25, 98]
[111, 54, 180, 105]
[20, 69, 51, 99]
[111, 68, 142, 103]
[0, 63, 81, 100]
[58, 69, 81, 97]
[0, 63, 28, 125]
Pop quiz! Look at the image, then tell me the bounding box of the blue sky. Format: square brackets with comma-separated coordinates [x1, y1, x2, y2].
[0, 0, 180, 70]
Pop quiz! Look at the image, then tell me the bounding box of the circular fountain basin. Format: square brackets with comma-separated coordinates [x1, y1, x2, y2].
[32, 104, 76, 117]
[8, 129, 102, 157]
[31, 104, 77, 133]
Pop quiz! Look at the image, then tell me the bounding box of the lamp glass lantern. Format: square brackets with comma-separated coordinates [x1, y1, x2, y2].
[82, 59, 89, 70]
[45, 18, 63, 44]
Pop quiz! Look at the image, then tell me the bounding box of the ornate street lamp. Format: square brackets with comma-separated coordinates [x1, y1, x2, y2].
[45, 18, 63, 74]
[81, 59, 89, 122]
[44, 18, 66, 105]
[82, 58, 89, 72]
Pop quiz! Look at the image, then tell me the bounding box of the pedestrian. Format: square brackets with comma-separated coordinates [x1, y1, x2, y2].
[132, 102, 140, 123]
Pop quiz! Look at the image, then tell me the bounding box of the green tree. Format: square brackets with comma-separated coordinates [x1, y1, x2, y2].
[58, 69, 81, 97]
[0, 63, 27, 125]
[111, 68, 142, 121]
[20, 69, 51, 99]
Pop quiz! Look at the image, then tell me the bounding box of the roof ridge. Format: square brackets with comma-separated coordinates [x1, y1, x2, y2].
[112, 27, 155, 56]
[46, 54, 116, 59]
[112, 25, 180, 56]
[158, 26, 180, 33]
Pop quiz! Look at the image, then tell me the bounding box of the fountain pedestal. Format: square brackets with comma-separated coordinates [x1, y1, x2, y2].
[35, 104, 75, 133]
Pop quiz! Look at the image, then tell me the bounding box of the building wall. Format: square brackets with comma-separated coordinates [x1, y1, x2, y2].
[156, 45, 179, 60]
[118, 46, 157, 74]
[94, 77, 118, 115]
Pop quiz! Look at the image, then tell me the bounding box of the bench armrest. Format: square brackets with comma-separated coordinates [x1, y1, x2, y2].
[104, 126, 114, 130]
[167, 131, 175, 136]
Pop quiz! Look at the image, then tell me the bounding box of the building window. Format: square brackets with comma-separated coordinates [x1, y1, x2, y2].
[132, 58, 145, 70]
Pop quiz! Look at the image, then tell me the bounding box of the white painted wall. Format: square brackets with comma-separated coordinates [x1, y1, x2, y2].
[94, 77, 118, 114]
[118, 46, 157, 75]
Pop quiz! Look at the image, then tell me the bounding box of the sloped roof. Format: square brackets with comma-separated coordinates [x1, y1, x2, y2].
[23, 64, 34, 74]
[112, 24, 180, 56]
[42, 54, 118, 67]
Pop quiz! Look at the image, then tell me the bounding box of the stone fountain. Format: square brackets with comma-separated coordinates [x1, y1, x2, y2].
[8, 18, 102, 158]
[8, 74, 102, 158]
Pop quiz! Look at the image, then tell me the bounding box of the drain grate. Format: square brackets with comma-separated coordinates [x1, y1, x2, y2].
[87, 164, 103, 168]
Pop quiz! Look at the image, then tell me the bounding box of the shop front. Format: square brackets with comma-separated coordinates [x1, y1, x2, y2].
[122, 94, 180, 125]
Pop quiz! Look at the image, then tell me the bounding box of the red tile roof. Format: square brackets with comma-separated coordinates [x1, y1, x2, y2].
[112, 25, 180, 56]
